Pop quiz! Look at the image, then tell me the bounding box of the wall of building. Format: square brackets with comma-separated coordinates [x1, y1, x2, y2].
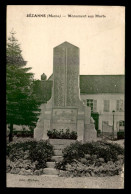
[80, 93, 124, 132]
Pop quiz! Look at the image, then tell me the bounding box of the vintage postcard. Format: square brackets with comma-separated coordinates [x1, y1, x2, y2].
[6, 5, 125, 188]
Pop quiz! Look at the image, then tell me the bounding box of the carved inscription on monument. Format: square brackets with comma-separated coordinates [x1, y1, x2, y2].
[52, 109, 77, 124]
[53, 47, 66, 107]
[53, 42, 79, 107]
[66, 47, 79, 106]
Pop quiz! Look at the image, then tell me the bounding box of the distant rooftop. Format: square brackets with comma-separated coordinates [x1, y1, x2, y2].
[80, 75, 124, 94]
[48, 74, 124, 94]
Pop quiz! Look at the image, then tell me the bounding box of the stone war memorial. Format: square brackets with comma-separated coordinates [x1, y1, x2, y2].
[34, 41, 97, 142]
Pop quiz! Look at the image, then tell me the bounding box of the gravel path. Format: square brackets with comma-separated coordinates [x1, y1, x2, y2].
[7, 173, 124, 189]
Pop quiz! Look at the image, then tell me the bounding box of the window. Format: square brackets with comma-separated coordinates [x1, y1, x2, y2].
[87, 99, 93, 112]
[93, 100, 97, 112]
[87, 99, 97, 112]
[103, 100, 110, 112]
[116, 100, 124, 112]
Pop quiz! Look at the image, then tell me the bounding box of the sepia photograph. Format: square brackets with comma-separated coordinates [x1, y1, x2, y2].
[6, 5, 125, 188]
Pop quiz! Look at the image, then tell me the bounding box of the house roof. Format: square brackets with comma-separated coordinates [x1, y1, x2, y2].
[80, 75, 124, 94]
[48, 74, 124, 94]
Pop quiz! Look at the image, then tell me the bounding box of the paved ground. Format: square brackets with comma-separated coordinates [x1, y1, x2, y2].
[7, 172, 124, 189]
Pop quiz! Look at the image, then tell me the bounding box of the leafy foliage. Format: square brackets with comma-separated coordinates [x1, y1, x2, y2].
[32, 79, 53, 104]
[57, 159, 123, 177]
[6, 140, 36, 161]
[6, 30, 40, 141]
[6, 37, 26, 67]
[81, 141, 124, 162]
[13, 130, 33, 137]
[29, 140, 54, 169]
[117, 131, 125, 139]
[56, 141, 124, 177]
[62, 141, 84, 163]
[57, 141, 124, 168]
[47, 129, 77, 139]
[7, 140, 54, 169]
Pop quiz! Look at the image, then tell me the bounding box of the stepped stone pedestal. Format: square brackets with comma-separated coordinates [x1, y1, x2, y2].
[34, 42, 97, 142]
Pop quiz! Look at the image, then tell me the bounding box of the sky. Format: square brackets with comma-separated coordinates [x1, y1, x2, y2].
[7, 5, 125, 80]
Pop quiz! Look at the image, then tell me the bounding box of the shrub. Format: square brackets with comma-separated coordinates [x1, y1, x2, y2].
[13, 130, 33, 137]
[62, 162, 122, 177]
[117, 131, 125, 139]
[55, 160, 67, 170]
[47, 129, 77, 140]
[57, 140, 124, 170]
[62, 141, 84, 163]
[81, 141, 124, 162]
[6, 140, 36, 161]
[29, 140, 54, 169]
[70, 131, 78, 139]
[6, 140, 54, 169]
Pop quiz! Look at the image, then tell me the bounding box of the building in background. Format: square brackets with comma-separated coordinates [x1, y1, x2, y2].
[45, 74, 124, 136]
[80, 75, 125, 136]
[8, 74, 124, 138]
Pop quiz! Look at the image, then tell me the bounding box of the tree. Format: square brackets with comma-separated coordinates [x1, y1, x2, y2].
[32, 78, 53, 104]
[6, 30, 40, 142]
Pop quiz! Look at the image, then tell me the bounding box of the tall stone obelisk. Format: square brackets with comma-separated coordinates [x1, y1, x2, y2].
[34, 42, 97, 142]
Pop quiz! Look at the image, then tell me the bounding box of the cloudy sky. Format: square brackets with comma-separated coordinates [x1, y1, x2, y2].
[7, 5, 125, 80]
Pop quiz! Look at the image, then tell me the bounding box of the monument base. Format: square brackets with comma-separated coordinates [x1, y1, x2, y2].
[84, 124, 97, 142]
[34, 102, 97, 143]
[34, 104, 45, 140]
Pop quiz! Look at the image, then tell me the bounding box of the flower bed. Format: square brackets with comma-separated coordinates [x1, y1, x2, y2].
[6, 138, 124, 177]
[6, 139, 54, 175]
[47, 129, 77, 140]
[56, 141, 124, 177]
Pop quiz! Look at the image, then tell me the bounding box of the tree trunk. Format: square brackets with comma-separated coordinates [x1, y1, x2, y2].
[9, 123, 13, 142]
